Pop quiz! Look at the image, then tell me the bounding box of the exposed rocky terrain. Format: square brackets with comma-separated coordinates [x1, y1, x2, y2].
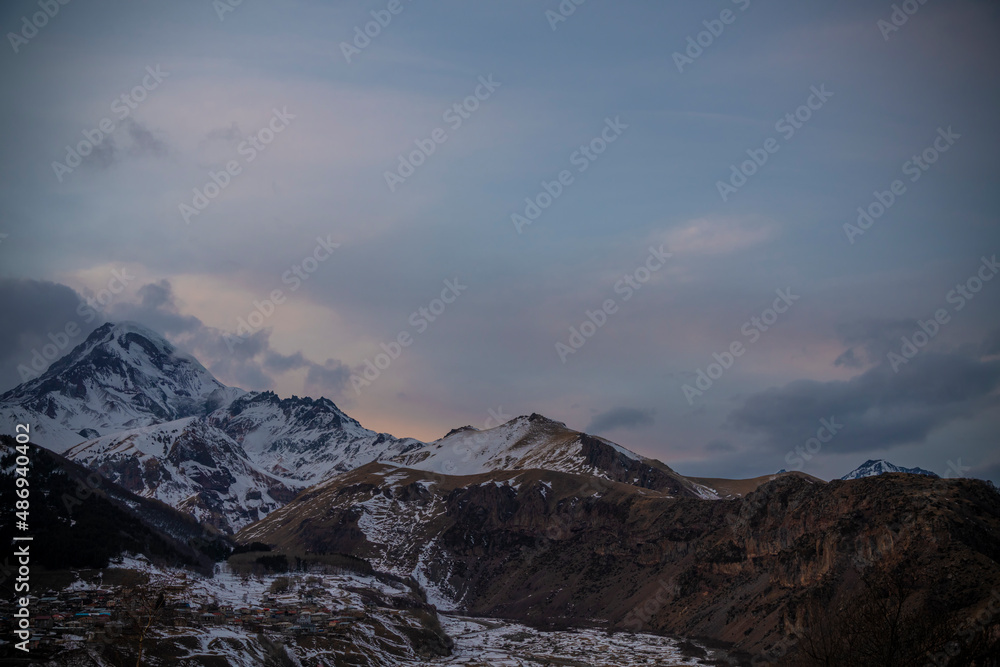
[240, 463, 1000, 662]
[0, 435, 229, 574]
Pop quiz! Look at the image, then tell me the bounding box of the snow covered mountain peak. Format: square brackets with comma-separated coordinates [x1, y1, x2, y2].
[841, 459, 939, 480]
[388, 412, 721, 498]
[0, 320, 428, 529]
[5, 320, 230, 401]
[0, 321, 241, 452]
[206, 390, 422, 483]
[0, 321, 719, 531]
[391, 412, 646, 477]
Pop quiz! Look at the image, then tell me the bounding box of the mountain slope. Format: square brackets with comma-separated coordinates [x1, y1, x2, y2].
[0, 321, 242, 453]
[841, 458, 939, 480]
[65, 418, 297, 532]
[238, 463, 1000, 662]
[0, 322, 426, 531]
[0, 435, 231, 573]
[686, 471, 826, 500]
[390, 413, 719, 499]
[62, 396, 424, 532]
[237, 462, 668, 608]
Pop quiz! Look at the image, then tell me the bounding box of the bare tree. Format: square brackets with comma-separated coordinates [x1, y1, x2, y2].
[792, 566, 955, 667]
[102, 577, 168, 667]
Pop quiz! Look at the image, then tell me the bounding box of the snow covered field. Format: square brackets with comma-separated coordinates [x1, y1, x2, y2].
[432, 615, 719, 666]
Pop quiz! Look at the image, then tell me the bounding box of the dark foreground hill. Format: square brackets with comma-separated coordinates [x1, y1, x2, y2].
[0, 434, 231, 579]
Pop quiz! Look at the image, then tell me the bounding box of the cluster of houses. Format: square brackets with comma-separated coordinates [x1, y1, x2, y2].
[0, 577, 371, 656]
[176, 594, 368, 636]
[0, 587, 119, 654]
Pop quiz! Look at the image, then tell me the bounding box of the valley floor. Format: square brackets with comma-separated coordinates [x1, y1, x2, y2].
[434, 615, 718, 666]
[4, 556, 722, 667]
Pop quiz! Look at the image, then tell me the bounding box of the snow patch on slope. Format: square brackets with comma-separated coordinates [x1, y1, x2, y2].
[841, 459, 939, 480]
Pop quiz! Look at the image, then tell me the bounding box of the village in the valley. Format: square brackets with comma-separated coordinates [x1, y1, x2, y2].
[1, 556, 724, 666]
[0, 555, 413, 661]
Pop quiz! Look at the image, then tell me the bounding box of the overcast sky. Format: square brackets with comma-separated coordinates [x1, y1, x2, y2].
[1, 0, 998, 484]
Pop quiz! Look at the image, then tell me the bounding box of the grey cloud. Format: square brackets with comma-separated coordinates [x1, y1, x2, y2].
[124, 119, 167, 158]
[983, 328, 1000, 356]
[0, 279, 103, 392]
[263, 350, 307, 373]
[306, 360, 352, 398]
[111, 280, 352, 398]
[0, 278, 352, 399]
[108, 281, 206, 342]
[727, 347, 1000, 455]
[209, 353, 275, 391]
[74, 119, 166, 172]
[586, 407, 656, 434]
[122, 280, 350, 398]
[84, 139, 118, 169]
[201, 121, 242, 145]
[137, 280, 172, 310]
[833, 318, 920, 369]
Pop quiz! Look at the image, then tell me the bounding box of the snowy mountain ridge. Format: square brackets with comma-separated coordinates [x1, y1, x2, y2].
[65, 417, 297, 532]
[390, 412, 720, 499]
[841, 458, 939, 480]
[391, 413, 644, 475]
[0, 322, 423, 530]
[1, 321, 716, 533]
[207, 390, 422, 483]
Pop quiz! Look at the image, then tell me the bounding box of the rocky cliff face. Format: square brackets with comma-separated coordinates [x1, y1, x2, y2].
[239, 466, 1000, 662]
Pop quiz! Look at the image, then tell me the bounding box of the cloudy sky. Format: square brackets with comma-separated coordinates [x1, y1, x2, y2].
[1, 0, 998, 483]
